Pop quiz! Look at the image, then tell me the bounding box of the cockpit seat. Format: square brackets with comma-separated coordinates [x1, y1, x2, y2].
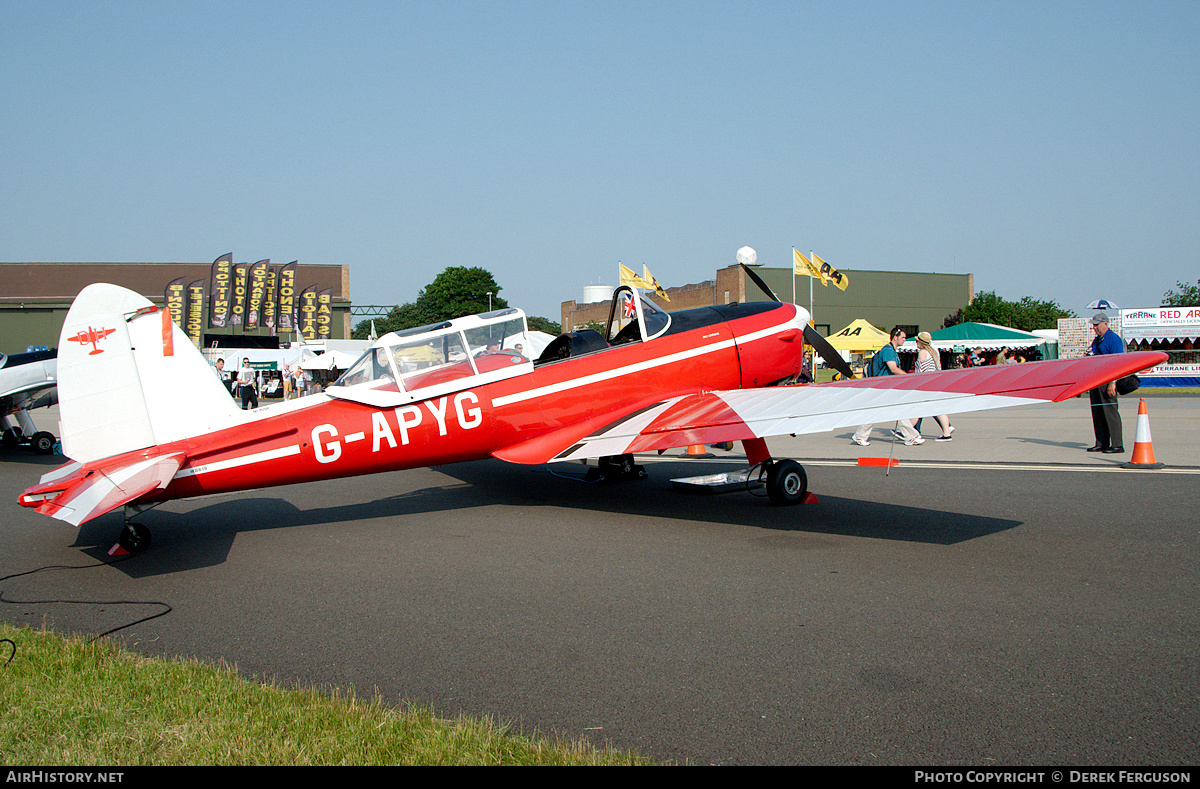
[535, 329, 610, 365]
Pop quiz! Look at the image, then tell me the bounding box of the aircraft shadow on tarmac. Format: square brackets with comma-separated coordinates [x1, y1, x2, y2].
[71, 457, 1020, 577]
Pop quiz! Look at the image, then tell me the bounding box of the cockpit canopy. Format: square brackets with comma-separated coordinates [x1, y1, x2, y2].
[605, 286, 671, 345]
[327, 308, 532, 406]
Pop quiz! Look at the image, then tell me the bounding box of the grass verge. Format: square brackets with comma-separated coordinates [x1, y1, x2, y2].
[0, 623, 652, 765]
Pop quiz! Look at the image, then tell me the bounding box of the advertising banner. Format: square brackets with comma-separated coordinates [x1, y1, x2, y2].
[230, 261, 249, 327]
[185, 279, 206, 347]
[1122, 307, 1200, 327]
[164, 277, 186, 328]
[263, 265, 278, 335]
[298, 286, 319, 340]
[208, 253, 233, 328]
[247, 259, 269, 330]
[276, 262, 298, 333]
[317, 289, 333, 339]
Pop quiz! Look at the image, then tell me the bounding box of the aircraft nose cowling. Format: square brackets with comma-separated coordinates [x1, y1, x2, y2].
[732, 303, 806, 388]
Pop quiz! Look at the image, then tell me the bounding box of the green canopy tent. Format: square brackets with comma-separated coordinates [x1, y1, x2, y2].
[905, 322, 1057, 359]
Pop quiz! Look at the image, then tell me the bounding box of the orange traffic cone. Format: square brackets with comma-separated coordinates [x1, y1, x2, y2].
[685, 443, 713, 458]
[1122, 398, 1164, 469]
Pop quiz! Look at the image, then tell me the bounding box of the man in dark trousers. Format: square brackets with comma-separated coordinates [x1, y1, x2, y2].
[1087, 313, 1124, 454]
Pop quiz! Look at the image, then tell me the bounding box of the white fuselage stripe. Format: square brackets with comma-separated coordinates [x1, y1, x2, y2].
[491, 318, 796, 409]
[176, 444, 302, 479]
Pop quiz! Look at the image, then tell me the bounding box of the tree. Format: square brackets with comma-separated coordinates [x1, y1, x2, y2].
[417, 266, 508, 320]
[958, 290, 1075, 332]
[352, 266, 512, 339]
[1162, 279, 1200, 307]
[526, 316, 561, 335]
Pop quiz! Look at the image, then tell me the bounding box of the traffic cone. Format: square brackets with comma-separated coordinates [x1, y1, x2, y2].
[685, 443, 713, 458]
[1122, 398, 1164, 469]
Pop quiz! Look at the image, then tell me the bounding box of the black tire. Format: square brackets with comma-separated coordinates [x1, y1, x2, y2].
[32, 431, 55, 455]
[598, 454, 637, 479]
[766, 459, 807, 505]
[2, 427, 22, 449]
[118, 522, 152, 554]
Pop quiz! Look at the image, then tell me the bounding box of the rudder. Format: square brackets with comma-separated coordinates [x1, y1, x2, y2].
[57, 283, 243, 463]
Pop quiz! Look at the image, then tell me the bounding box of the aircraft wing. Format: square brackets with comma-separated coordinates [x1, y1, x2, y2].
[536, 351, 1166, 464]
[0, 381, 58, 417]
[18, 451, 185, 527]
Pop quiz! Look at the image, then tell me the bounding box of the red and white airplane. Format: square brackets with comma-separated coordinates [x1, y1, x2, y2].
[19, 274, 1165, 554]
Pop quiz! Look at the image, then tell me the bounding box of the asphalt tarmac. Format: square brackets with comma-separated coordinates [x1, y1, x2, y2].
[2, 393, 1197, 765]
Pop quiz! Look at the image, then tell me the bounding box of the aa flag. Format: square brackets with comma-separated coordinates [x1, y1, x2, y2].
[642, 265, 670, 302]
[813, 253, 849, 291]
[619, 262, 649, 290]
[794, 248, 826, 285]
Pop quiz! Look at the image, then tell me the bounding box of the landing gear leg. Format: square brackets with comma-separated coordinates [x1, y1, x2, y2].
[110, 505, 157, 556]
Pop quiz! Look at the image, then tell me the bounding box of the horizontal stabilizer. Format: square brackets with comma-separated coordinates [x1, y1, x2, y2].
[18, 451, 185, 526]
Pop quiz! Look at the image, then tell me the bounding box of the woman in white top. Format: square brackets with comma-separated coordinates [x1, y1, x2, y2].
[915, 332, 954, 441]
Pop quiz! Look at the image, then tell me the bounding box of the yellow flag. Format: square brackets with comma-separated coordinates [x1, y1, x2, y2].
[793, 248, 826, 284]
[813, 253, 849, 291]
[619, 262, 650, 290]
[642, 264, 670, 301]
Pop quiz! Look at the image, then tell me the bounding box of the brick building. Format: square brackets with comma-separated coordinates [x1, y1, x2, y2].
[562, 264, 973, 339]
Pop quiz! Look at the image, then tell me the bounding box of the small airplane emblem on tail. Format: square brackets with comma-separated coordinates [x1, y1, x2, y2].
[68, 326, 116, 355]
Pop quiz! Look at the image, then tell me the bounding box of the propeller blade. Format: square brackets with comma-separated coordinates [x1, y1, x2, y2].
[740, 263, 780, 302]
[803, 324, 856, 380]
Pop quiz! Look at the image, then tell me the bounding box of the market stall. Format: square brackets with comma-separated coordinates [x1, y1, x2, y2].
[822, 319, 890, 375]
[1121, 307, 1200, 386]
[904, 322, 1055, 365]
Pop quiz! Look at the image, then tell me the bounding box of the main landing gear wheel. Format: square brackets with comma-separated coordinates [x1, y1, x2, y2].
[596, 454, 646, 481]
[118, 521, 152, 554]
[765, 459, 807, 505]
[32, 431, 55, 455]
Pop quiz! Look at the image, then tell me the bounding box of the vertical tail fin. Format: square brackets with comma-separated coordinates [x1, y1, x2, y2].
[58, 283, 242, 463]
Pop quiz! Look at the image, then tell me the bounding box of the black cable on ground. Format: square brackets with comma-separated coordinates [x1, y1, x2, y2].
[0, 555, 173, 665]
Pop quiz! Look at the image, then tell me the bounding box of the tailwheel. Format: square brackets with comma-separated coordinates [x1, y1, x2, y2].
[765, 459, 807, 505]
[117, 521, 152, 554]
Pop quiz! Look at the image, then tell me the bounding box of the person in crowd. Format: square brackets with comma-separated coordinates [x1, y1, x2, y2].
[237, 357, 258, 410]
[911, 331, 954, 441]
[213, 357, 233, 396]
[1087, 313, 1125, 454]
[852, 327, 924, 446]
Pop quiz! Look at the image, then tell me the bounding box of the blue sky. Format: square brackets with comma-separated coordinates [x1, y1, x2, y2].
[3, 1, 1197, 322]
